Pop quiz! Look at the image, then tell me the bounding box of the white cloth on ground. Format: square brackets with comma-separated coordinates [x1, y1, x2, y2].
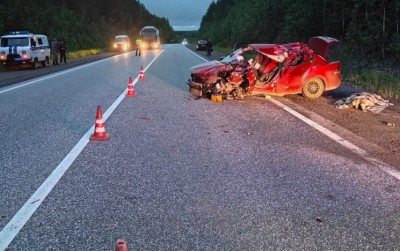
[334, 92, 393, 113]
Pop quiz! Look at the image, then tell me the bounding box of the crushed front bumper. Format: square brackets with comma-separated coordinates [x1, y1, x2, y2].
[187, 79, 203, 97]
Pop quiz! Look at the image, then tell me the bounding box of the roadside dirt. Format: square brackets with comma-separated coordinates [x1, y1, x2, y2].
[283, 83, 400, 169]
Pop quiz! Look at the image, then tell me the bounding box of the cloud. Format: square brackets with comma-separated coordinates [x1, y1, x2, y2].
[140, 0, 213, 28]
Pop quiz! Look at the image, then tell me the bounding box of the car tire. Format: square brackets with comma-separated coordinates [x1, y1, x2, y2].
[302, 77, 324, 98]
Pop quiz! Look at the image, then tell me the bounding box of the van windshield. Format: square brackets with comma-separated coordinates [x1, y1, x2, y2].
[1, 37, 30, 47]
[115, 37, 128, 42]
[141, 29, 157, 40]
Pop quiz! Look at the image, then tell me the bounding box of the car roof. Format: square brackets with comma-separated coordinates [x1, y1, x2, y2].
[249, 44, 289, 62]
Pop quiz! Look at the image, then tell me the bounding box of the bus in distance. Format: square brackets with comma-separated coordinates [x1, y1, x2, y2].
[140, 26, 160, 49]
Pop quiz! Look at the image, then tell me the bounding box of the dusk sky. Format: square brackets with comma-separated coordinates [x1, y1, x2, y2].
[139, 0, 214, 31]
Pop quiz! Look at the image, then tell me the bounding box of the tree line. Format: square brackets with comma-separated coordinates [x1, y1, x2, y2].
[199, 0, 400, 62]
[0, 0, 175, 51]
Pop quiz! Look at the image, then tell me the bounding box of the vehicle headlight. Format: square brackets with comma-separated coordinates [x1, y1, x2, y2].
[113, 44, 117, 48]
[0, 51, 5, 59]
[21, 50, 26, 55]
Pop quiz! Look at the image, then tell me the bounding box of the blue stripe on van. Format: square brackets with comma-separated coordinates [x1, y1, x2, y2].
[8, 46, 18, 54]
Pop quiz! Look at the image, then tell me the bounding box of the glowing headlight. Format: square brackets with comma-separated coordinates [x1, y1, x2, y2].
[113, 44, 117, 48]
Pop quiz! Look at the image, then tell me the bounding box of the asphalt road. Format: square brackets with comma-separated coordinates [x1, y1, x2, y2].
[0, 44, 399, 250]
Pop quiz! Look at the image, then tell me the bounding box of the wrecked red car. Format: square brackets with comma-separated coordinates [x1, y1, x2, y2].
[188, 36, 341, 99]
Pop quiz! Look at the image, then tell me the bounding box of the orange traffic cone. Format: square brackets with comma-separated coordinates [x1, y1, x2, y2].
[115, 239, 128, 251]
[139, 66, 144, 80]
[126, 76, 136, 97]
[89, 105, 110, 141]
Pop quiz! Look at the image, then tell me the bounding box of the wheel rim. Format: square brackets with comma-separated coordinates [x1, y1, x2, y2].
[307, 80, 321, 95]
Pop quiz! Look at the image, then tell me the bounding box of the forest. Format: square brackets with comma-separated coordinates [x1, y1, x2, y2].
[199, 0, 400, 63]
[0, 0, 175, 51]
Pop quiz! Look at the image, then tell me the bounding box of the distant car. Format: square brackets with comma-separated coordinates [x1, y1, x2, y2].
[182, 39, 188, 45]
[113, 35, 130, 51]
[188, 36, 342, 99]
[196, 40, 208, 51]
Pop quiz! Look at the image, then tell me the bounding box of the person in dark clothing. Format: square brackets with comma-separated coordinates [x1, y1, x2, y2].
[58, 40, 67, 63]
[135, 38, 142, 56]
[206, 39, 213, 56]
[51, 38, 59, 65]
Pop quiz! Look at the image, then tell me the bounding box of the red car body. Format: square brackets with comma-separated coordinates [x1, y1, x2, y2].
[188, 36, 341, 99]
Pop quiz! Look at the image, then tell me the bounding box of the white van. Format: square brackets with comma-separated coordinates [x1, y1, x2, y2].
[113, 35, 130, 51]
[0, 31, 51, 69]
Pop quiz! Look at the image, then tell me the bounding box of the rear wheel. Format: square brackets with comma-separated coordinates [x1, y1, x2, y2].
[302, 77, 324, 98]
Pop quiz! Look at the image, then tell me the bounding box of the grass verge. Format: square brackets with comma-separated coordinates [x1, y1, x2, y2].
[66, 48, 104, 59]
[348, 70, 400, 99]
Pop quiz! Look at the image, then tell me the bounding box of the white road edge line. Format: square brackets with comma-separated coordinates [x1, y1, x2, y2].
[267, 97, 400, 181]
[185, 45, 400, 181]
[184, 45, 209, 62]
[0, 49, 165, 251]
[0, 52, 132, 95]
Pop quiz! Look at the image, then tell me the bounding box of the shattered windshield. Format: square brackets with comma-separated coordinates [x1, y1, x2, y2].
[1, 37, 30, 47]
[221, 47, 255, 64]
[221, 48, 244, 63]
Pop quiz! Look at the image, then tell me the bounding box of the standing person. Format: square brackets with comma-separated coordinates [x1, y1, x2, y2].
[51, 38, 59, 65]
[58, 40, 67, 63]
[135, 37, 142, 56]
[206, 39, 213, 56]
